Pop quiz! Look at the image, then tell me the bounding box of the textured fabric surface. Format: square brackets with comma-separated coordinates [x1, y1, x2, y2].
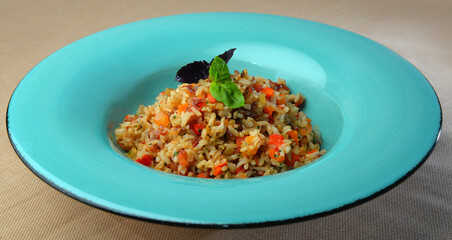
[1, 0, 451, 239]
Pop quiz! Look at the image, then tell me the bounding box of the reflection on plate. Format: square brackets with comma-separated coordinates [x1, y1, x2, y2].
[7, 13, 441, 227]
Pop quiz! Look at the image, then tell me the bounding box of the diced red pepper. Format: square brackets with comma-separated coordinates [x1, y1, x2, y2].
[285, 153, 300, 167]
[261, 87, 274, 98]
[154, 112, 170, 127]
[196, 100, 206, 108]
[268, 134, 285, 147]
[178, 103, 191, 113]
[213, 162, 227, 176]
[191, 123, 205, 135]
[178, 149, 189, 167]
[196, 172, 210, 178]
[263, 105, 275, 117]
[268, 148, 285, 163]
[287, 130, 299, 145]
[136, 155, 153, 166]
[252, 83, 263, 92]
[206, 93, 217, 103]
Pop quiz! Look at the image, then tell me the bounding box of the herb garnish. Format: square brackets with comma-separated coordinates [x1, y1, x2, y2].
[175, 48, 236, 84]
[208, 56, 245, 108]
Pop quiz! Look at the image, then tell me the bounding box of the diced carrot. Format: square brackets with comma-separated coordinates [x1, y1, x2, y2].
[245, 136, 255, 145]
[154, 112, 170, 127]
[287, 130, 299, 145]
[206, 93, 216, 103]
[285, 153, 300, 167]
[178, 103, 190, 113]
[136, 155, 153, 166]
[216, 162, 228, 168]
[123, 114, 137, 122]
[213, 162, 227, 176]
[268, 134, 285, 147]
[178, 149, 189, 167]
[213, 167, 222, 176]
[197, 172, 210, 178]
[268, 148, 285, 162]
[263, 105, 275, 117]
[261, 87, 274, 97]
[191, 123, 205, 135]
[299, 125, 313, 136]
[169, 128, 180, 136]
[276, 96, 286, 106]
[244, 136, 259, 155]
[252, 83, 263, 92]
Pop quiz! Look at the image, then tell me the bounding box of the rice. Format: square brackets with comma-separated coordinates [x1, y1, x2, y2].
[115, 69, 326, 179]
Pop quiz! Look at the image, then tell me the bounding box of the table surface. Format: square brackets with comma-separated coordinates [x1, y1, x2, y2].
[1, 0, 451, 239]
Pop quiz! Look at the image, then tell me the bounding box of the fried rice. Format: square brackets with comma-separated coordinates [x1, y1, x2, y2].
[114, 69, 326, 179]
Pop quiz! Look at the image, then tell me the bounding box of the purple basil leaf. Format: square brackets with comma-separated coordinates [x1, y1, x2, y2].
[217, 48, 236, 64]
[175, 49, 236, 84]
[175, 60, 210, 84]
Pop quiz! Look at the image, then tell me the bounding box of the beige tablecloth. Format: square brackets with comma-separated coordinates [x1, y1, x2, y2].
[1, 0, 451, 239]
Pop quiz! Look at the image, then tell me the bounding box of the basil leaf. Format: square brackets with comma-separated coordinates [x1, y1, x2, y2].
[210, 81, 245, 109]
[219, 81, 245, 108]
[217, 48, 236, 64]
[209, 56, 231, 83]
[209, 82, 224, 102]
[209, 55, 245, 108]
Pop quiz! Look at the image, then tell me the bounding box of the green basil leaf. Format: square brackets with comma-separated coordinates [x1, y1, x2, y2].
[210, 81, 245, 108]
[209, 82, 224, 102]
[209, 56, 231, 83]
[220, 81, 245, 108]
[208, 54, 244, 108]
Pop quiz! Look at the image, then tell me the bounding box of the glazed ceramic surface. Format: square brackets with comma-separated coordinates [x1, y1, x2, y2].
[7, 13, 441, 227]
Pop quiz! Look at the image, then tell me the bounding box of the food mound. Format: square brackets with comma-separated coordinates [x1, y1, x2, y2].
[115, 70, 326, 179]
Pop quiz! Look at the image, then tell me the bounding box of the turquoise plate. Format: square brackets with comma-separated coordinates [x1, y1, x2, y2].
[7, 13, 441, 227]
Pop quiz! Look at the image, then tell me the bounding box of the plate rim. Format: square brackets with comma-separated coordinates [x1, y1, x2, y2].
[6, 12, 443, 228]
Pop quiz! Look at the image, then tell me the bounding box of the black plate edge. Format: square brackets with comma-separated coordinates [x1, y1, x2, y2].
[5, 14, 443, 229]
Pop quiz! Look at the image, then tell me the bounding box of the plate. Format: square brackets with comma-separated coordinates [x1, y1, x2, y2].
[7, 13, 441, 227]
